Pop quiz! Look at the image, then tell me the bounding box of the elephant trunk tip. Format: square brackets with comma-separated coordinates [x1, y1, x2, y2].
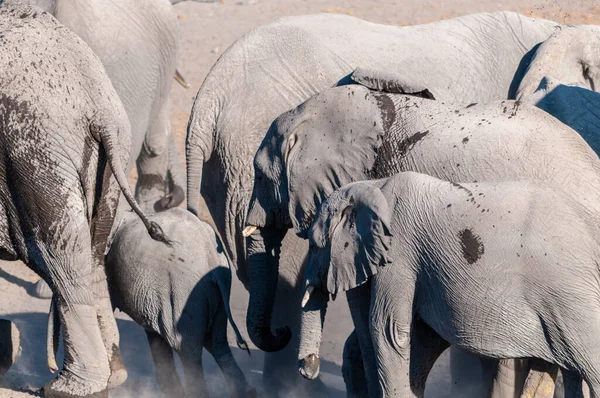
[299, 353, 320, 380]
[247, 323, 292, 353]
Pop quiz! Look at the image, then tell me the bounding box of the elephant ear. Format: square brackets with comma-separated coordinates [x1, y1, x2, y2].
[350, 67, 436, 100]
[516, 27, 600, 100]
[325, 183, 393, 294]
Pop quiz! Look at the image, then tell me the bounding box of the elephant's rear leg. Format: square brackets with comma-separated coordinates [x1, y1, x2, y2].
[342, 330, 368, 397]
[178, 308, 209, 397]
[38, 238, 111, 397]
[408, 319, 450, 396]
[204, 303, 254, 398]
[145, 331, 184, 398]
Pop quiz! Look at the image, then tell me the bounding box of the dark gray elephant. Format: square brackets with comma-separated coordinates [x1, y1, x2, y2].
[246, 80, 600, 397]
[0, 319, 19, 381]
[105, 208, 255, 398]
[0, 6, 167, 397]
[303, 172, 600, 398]
[185, 11, 559, 393]
[3, 0, 189, 213]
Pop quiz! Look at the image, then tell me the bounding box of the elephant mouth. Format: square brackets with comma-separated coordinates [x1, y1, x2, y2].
[299, 353, 321, 380]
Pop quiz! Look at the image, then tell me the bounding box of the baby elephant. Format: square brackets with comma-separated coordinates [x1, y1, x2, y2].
[302, 172, 600, 397]
[107, 208, 255, 397]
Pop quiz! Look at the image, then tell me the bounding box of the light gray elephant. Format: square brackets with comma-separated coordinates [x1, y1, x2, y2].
[246, 80, 600, 397]
[2, 0, 188, 213]
[301, 171, 600, 398]
[186, 11, 560, 393]
[0, 5, 168, 397]
[105, 208, 255, 398]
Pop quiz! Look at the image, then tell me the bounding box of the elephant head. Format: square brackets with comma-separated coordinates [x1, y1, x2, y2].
[517, 26, 600, 99]
[298, 180, 392, 378]
[244, 68, 432, 352]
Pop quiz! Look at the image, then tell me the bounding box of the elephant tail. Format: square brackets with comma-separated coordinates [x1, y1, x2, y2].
[95, 121, 170, 245]
[212, 235, 250, 355]
[46, 296, 60, 373]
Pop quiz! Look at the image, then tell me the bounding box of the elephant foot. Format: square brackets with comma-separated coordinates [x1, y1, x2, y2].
[107, 344, 127, 389]
[34, 278, 53, 299]
[299, 353, 320, 380]
[42, 373, 108, 398]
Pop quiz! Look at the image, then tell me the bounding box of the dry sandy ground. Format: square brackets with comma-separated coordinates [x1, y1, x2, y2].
[1, 0, 599, 396]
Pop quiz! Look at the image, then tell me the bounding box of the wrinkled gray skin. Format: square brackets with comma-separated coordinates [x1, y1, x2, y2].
[0, 6, 168, 397]
[3, 0, 186, 213]
[248, 80, 600, 396]
[303, 172, 600, 398]
[106, 208, 255, 398]
[186, 11, 560, 392]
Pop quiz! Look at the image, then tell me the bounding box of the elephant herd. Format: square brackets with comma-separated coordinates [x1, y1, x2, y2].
[1, 1, 600, 398]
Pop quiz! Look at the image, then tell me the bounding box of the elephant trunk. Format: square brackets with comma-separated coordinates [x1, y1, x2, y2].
[186, 138, 204, 217]
[298, 290, 328, 380]
[245, 227, 291, 352]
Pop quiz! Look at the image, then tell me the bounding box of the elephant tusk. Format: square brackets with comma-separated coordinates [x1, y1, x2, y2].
[174, 69, 190, 89]
[242, 225, 257, 237]
[301, 286, 315, 308]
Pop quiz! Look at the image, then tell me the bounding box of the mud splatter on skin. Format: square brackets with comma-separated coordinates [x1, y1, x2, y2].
[373, 93, 396, 131]
[459, 228, 484, 264]
[396, 130, 429, 157]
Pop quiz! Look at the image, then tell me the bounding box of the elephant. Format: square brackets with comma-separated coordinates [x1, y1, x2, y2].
[300, 171, 600, 397]
[0, 5, 168, 397]
[185, 11, 561, 393]
[245, 79, 600, 396]
[2, 0, 188, 214]
[105, 208, 256, 398]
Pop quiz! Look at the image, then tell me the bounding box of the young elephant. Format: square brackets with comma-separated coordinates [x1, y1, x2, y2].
[302, 172, 600, 397]
[106, 208, 255, 398]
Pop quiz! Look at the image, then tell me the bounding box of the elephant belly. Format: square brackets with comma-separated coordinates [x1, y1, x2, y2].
[415, 275, 550, 361]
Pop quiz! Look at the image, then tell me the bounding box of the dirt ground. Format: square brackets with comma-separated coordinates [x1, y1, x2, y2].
[1, 0, 599, 396]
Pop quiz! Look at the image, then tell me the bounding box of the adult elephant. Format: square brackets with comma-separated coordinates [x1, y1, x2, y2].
[186, 11, 559, 394]
[0, 5, 167, 397]
[250, 80, 600, 396]
[4, 0, 191, 213]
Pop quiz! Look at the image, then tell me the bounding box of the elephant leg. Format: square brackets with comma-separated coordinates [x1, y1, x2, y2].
[0, 319, 19, 380]
[92, 265, 126, 389]
[409, 320, 450, 396]
[135, 99, 184, 213]
[204, 303, 254, 398]
[179, 308, 209, 397]
[347, 282, 380, 397]
[40, 247, 111, 398]
[342, 330, 368, 398]
[180, 352, 209, 398]
[91, 165, 128, 389]
[563, 369, 586, 398]
[370, 278, 417, 398]
[145, 331, 184, 398]
[488, 359, 529, 398]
